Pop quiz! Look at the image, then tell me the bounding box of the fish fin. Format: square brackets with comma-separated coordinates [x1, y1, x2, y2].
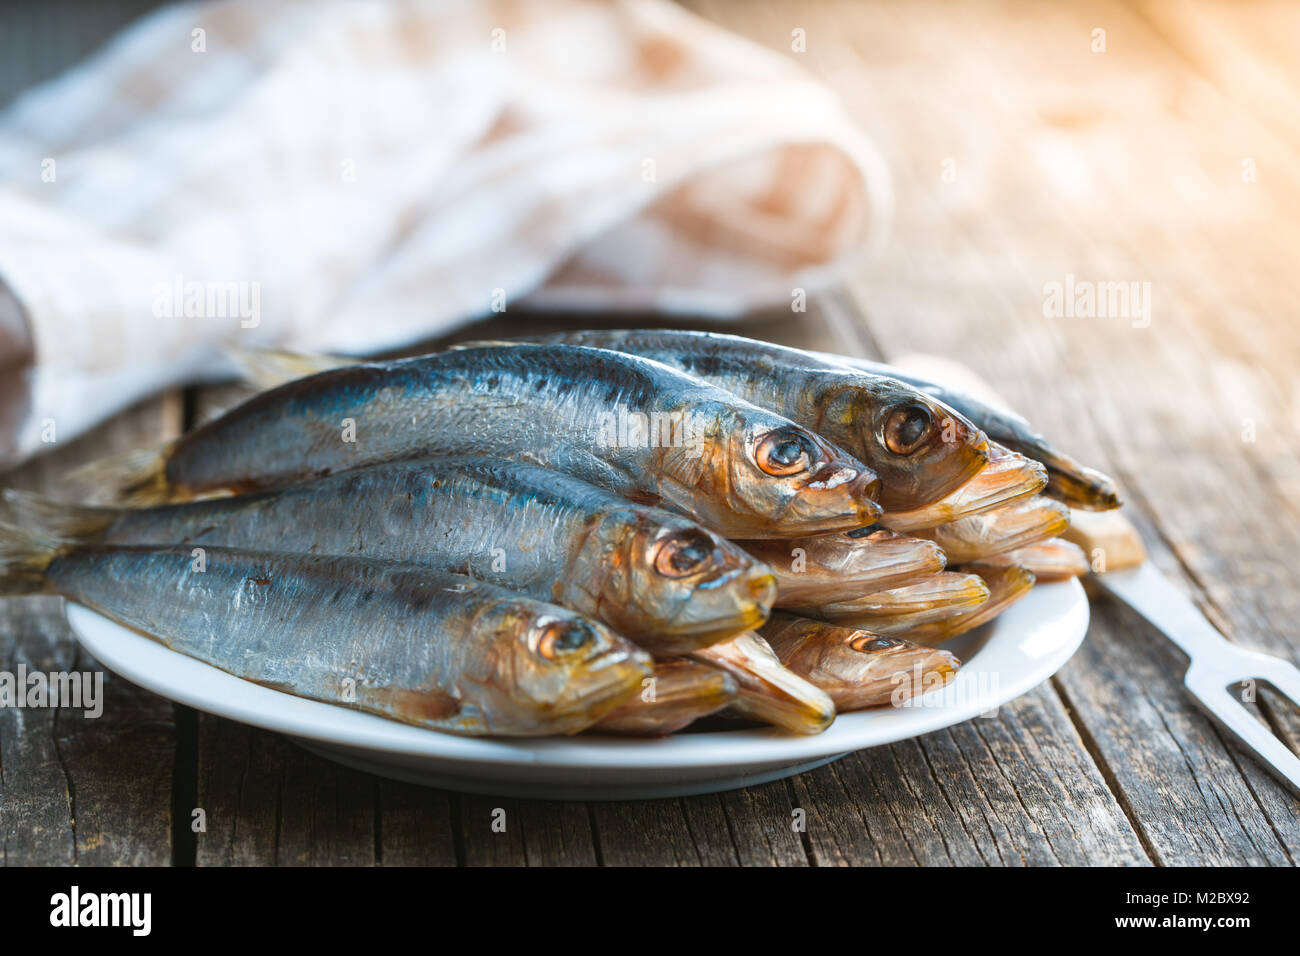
[446, 339, 519, 351]
[2, 489, 117, 541]
[623, 489, 664, 507]
[226, 346, 349, 390]
[66, 444, 175, 506]
[0, 521, 63, 595]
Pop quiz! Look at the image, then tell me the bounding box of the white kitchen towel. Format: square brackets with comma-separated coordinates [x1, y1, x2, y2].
[0, 0, 890, 465]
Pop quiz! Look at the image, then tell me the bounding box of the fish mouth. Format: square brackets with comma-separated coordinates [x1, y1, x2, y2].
[812, 459, 883, 515]
[625, 559, 776, 652]
[654, 585, 775, 650]
[654, 674, 737, 712]
[805, 572, 991, 629]
[689, 554, 772, 592]
[668, 567, 776, 633]
[639, 662, 738, 711]
[761, 463, 882, 536]
[593, 663, 738, 735]
[907, 433, 992, 506]
[558, 651, 653, 723]
[889, 576, 991, 614]
[876, 648, 961, 705]
[692, 633, 836, 735]
[901, 566, 1035, 645]
[880, 447, 1045, 532]
[980, 500, 1072, 559]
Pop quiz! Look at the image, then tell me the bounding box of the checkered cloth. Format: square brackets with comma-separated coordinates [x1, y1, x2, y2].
[0, 0, 889, 465]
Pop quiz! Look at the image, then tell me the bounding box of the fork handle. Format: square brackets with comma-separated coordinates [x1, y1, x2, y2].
[1074, 508, 1233, 659]
[1095, 563, 1235, 661]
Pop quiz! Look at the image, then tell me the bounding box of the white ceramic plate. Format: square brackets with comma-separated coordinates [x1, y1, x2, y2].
[65, 579, 1088, 800]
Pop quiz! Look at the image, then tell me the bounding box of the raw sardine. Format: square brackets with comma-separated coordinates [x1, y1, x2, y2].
[81, 345, 881, 538]
[9, 457, 775, 654]
[0, 528, 651, 736]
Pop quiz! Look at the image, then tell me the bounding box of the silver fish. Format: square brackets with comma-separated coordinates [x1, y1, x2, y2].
[9, 457, 776, 655]
[0, 527, 651, 736]
[503, 330, 991, 512]
[82, 345, 881, 539]
[235, 337, 988, 513]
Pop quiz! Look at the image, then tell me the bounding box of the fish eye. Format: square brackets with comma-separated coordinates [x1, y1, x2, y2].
[654, 530, 717, 578]
[537, 621, 596, 660]
[851, 634, 901, 652]
[755, 429, 813, 476]
[883, 404, 933, 455]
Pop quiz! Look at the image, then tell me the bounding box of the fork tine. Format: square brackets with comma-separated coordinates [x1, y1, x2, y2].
[1184, 677, 1300, 796]
[1246, 656, 1300, 705]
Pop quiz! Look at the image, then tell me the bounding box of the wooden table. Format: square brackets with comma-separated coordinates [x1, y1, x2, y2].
[2, 1, 1297, 866]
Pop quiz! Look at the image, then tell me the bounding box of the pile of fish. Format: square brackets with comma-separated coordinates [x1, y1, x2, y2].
[0, 331, 1118, 737]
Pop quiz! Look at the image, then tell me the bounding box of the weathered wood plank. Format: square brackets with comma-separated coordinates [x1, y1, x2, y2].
[272, 742, 376, 866]
[449, 794, 601, 866]
[375, 782, 458, 866]
[0, 395, 182, 865]
[589, 799, 705, 866]
[456, 795, 528, 866]
[791, 684, 1148, 866]
[682, 781, 810, 866]
[194, 718, 285, 867]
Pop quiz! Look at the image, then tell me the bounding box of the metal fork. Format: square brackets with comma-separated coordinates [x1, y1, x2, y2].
[1096, 562, 1300, 796]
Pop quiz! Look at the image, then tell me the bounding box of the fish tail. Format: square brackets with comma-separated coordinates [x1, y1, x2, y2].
[0, 521, 62, 595]
[227, 346, 348, 390]
[66, 444, 175, 506]
[2, 489, 118, 541]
